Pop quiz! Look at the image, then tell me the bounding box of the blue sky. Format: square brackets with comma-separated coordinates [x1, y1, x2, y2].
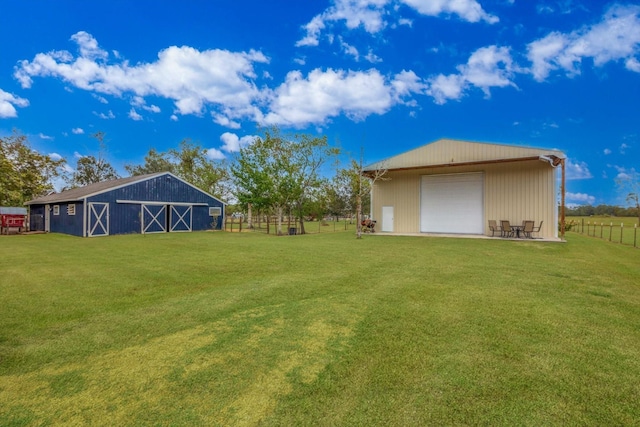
[1, 0, 639, 206]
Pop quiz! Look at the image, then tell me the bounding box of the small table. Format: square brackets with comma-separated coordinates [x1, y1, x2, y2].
[511, 225, 523, 238]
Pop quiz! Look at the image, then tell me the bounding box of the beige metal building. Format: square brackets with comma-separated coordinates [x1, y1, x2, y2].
[363, 139, 566, 240]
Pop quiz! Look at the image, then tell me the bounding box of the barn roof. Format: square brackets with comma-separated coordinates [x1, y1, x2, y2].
[363, 138, 565, 172]
[24, 172, 224, 205]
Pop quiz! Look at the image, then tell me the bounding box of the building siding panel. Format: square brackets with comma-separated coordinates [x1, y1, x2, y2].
[371, 159, 559, 239]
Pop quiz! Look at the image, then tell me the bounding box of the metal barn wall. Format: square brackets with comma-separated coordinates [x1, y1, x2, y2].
[371, 160, 559, 239]
[86, 174, 224, 236]
[49, 202, 85, 236]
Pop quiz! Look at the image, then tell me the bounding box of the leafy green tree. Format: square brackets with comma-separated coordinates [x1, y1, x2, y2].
[230, 128, 338, 235]
[616, 172, 640, 222]
[124, 148, 174, 176]
[169, 139, 229, 200]
[329, 159, 372, 222]
[67, 155, 120, 187]
[0, 132, 65, 205]
[65, 132, 119, 188]
[126, 140, 229, 200]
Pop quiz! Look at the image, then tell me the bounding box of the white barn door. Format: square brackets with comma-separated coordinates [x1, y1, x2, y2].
[142, 204, 167, 234]
[170, 205, 192, 232]
[420, 173, 483, 234]
[88, 202, 109, 237]
[381, 206, 394, 232]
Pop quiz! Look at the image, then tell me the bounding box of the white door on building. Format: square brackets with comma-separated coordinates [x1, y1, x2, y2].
[381, 206, 394, 232]
[45, 204, 50, 232]
[420, 173, 484, 234]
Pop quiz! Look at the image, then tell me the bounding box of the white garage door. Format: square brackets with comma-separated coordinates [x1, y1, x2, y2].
[420, 173, 484, 234]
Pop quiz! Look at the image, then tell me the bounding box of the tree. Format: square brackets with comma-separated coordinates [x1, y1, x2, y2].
[329, 159, 372, 222]
[616, 172, 640, 223]
[66, 132, 119, 188]
[230, 128, 338, 235]
[125, 140, 229, 200]
[169, 139, 229, 200]
[0, 132, 65, 206]
[124, 148, 174, 176]
[356, 151, 388, 239]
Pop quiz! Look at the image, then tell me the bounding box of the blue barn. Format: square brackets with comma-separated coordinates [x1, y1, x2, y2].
[25, 172, 225, 237]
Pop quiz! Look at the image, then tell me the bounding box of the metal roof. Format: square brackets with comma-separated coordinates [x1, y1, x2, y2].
[0, 207, 28, 215]
[24, 172, 225, 205]
[363, 138, 566, 172]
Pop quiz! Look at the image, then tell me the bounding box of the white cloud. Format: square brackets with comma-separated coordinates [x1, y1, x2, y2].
[263, 68, 424, 126]
[296, 0, 496, 47]
[297, 0, 388, 47]
[92, 94, 108, 104]
[212, 114, 241, 129]
[427, 45, 516, 104]
[604, 148, 611, 155]
[49, 152, 63, 161]
[341, 40, 360, 60]
[71, 31, 108, 60]
[15, 31, 270, 126]
[205, 148, 226, 160]
[401, 0, 498, 23]
[93, 110, 115, 119]
[0, 88, 29, 118]
[131, 96, 161, 113]
[527, 4, 640, 81]
[72, 127, 84, 134]
[364, 50, 382, 63]
[620, 143, 629, 154]
[128, 108, 143, 121]
[626, 57, 640, 72]
[566, 192, 596, 205]
[613, 166, 638, 182]
[220, 132, 257, 153]
[565, 159, 593, 180]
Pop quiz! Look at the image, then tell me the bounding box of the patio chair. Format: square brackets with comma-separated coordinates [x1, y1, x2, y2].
[522, 220, 535, 238]
[488, 220, 502, 237]
[532, 221, 543, 237]
[500, 220, 514, 238]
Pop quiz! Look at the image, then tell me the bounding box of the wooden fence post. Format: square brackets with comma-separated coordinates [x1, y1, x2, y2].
[600, 223, 603, 239]
[635, 224, 637, 248]
[620, 223, 624, 244]
[609, 222, 613, 241]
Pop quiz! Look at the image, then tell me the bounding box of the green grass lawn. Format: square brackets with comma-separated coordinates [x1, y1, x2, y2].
[566, 216, 640, 247]
[1, 231, 639, 426]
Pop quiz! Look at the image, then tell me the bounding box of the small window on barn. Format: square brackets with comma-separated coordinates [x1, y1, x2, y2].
[209, 207, 222, 216]
[67, 204, 76, 216]
[53, 205, 60, 216]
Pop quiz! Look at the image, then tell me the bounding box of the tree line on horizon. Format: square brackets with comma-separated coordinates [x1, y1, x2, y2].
[565, 204, 639, 219]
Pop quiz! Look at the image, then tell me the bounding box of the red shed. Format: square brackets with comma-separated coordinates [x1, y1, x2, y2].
[1, 207, 27, 234]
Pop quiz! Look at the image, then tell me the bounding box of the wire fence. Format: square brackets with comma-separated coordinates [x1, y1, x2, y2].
[567, 218, 639, 249]
[224, 216, 359, 236]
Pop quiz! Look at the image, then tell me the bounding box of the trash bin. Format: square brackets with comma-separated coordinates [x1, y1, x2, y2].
[288, 227, 297, 235]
